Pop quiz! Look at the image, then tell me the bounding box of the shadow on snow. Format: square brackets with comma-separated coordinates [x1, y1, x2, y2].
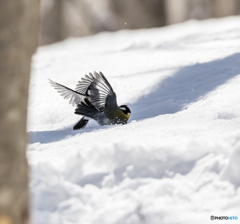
[130, 53, 240, 121]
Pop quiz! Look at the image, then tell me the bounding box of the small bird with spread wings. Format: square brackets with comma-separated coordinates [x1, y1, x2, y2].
[49, 71, 131, 130]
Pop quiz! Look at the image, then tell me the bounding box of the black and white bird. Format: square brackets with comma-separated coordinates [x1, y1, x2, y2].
[49, 71, 131, 130]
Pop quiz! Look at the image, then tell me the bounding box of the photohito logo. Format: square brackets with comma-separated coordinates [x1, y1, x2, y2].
[210, 216, 238, 221]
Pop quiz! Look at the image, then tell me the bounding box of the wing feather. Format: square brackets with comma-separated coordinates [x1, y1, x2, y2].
[75, 71, 118, 112]
[75, 73, 95, 95]
[49, 79, 85, 107]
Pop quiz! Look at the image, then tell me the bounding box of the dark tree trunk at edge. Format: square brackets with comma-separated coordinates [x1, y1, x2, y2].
[0, 0, 39, 223]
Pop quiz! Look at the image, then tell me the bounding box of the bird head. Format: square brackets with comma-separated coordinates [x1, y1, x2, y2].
[118, 105, 131, 120]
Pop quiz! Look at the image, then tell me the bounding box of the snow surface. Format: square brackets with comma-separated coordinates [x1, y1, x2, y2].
[28, 17, 240, 224]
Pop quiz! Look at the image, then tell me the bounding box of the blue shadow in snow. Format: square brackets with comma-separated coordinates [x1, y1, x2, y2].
[28, 124, 102, 144]
[28, 128, 76, 144]
[130, 53, 240, 121]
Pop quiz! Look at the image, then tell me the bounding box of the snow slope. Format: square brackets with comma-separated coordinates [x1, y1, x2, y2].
[28, 17, 240, 224]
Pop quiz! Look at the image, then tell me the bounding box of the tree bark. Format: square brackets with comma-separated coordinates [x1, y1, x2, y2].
[0, 0, 39, 223]
[213, 0, 238, 17]
[40, 0, 63, 45]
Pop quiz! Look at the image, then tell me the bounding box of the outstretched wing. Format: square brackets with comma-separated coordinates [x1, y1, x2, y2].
[75, 71, 118, 112]
[75, 74, 94, 95]
[49, 79, 85, 107]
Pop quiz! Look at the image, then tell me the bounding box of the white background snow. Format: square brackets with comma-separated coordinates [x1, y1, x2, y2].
[28, 17, 240, 224]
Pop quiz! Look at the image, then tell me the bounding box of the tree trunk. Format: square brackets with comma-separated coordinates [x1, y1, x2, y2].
[0, 0, 39, 223]
[213, 0, 238, 17]
[40, 0, 63, 45]
[165, 0, 240, 25]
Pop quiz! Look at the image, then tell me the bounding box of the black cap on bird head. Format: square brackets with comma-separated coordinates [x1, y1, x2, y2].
[118, 105, 131, 115]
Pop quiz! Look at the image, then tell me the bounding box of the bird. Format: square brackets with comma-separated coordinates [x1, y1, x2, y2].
[49, 71, 131, 130]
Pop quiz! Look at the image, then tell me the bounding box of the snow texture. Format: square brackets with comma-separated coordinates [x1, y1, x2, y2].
[28, 17, 240, 224]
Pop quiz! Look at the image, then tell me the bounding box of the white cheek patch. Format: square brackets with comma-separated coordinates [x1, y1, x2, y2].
[119, 107, 127, 111]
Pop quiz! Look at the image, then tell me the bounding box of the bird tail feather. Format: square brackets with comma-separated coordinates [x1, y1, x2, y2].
[75, 98, 100, 119]
[73, 117, 89, 130]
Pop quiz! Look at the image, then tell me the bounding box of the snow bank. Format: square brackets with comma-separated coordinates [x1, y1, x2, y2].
[28, 17, 240, 224]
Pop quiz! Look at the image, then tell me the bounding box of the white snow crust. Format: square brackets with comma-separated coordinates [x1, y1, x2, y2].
[28, 17, 240, 224]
